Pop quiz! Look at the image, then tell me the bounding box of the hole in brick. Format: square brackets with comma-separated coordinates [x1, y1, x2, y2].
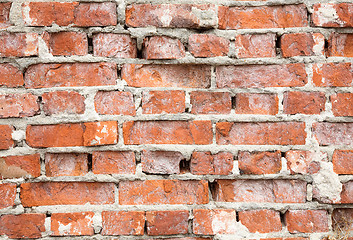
[179, 159, 190, 173]
[185, 107, 190, 113]
[144, 218, 148, 235]
[88, 37, 93, 54]
[135, 151, 141, 163]
[37, 96, 42, 103]
[209, 181, 218, 200]
[231, 96, 237, 109]
[324, 38, 329, 51]
[87, 154, 93, 172]
[137, 47, 143, 59]
[275, 35, 281, 49]
[280, 212, 286, 227]
[281, 152, 286, 158]
[236, 211, 239, 222]
[46, 212, 51, 218]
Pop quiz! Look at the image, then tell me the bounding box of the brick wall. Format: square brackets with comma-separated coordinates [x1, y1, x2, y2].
[0, 0, 353, 239]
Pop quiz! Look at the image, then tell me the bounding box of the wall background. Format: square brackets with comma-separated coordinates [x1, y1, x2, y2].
[0, 0, 353, 239]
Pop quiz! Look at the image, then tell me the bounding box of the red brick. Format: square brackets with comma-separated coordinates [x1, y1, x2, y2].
[190, 91, 231, 114]
[45, 153, 88, 177]
[95, 91, 136, 116]
[122, 64, 211, 88]
[193, 209, 237, 235]
[0, 125, 14, 150]
[190, 151, 233, 175]
[329, 33, 353, 57]
[102, 211, 145, 235]
[331, 93, 353, 116]
[332, 208, 353, 230]
[126, 4, 217, 28]
[142, 90, 185, 114]
[42, 91, 85, 115]
[0, 93, 39, 118]
[239, 210, 282, 233]
[0, 3, 11, 29]
[313, 62, 353, 87]
[341, 181, 353, 203]
[25, 62, 117, 88]
[51, 212, 94, 236]
[216, 122, 306, 145]
[119, 180, 209, 205]
[281, 33, 325, 57]
[92, 151, 136, 175]
[0, 63, 24, 87]
[23, 2, 117, 27]
[0, 33, 38, 57]
[141, 150, 184, 174]
[26, 121, 117, 147]
[312, 122, 353, 146]
[143, 36, 185, 59]
[123, 120, 212, 145]
[214, 179, 306, 203]
[93, 33, 137, 58]
[0, 154, 40, 179]
[0, 214, 45, 239]
[189, 34, 229, 57]
[219, 5, 307, 29]
[20, 182, 115, 207]
[283, 91, 326, 115]
[42, 31, 87, 56]
[332, 150, 353, 174]
[216, 63, 307, 88]
[235, 34, 276, 58]
[238, 151, 281, 175]
[261, 238, 308, 240]
[0, 183, 16, 209]
[313, 3, 353, 27]
[146, 210, 188, 235]
[285, 150, 321, 175]
[234, 93, 278, 115]
[286, 210, 329, 233]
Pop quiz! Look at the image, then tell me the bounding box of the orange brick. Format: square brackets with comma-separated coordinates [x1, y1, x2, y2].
[102, 211, 145, 235]
[51, 212, 94, 236]
[0, 63, 24, 87]
[234, 93, 278, 115]
[285, 150, 321, 175]
[93, 33, 137, 58]
[332, 150, 353, 174]
[329, 33, 353, 57]
[45, 153, 88, 177]
[190, 91, 231, 114]
[313, 3, 353, 27]
[0, 125, 14, 150]
[95, 91, 136, 116]
[286, 210, 329, 233]
[239, 210, 282, 233]
[92, 151, 136, 175]
[341, 181, 353, 203]
[189, 34, 229, 57]
[190, 151, 233, 175]
[141, 150, 184, 174]
[312, 122, 353, 146]
[142, 90, 185, 114]
[0, 3, 11, 29]
[143, 36, 185, 59]
[0, 183, 16, 209]
[235, 34, 276, 58]
[0, 154, 40, 179]
[146, 211, 189, 235]
[312, 62, 353, 87]
[0, 214, 45, 239]
[281, 33, 325, 57]
[238, 151, 281, 174]
[42, 91, 85, 115]
[193, 209, 237, 235]
[283, 91, 325, 115]
[42, 31, 87, 56]
[0, 93, 39, 118]
[331, 93, 353, 116]
[0, 33, 38, 57]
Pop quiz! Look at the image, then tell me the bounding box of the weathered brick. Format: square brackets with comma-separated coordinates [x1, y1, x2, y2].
[219, 5, 308, 29]
[142, 90, 185, 114]
[238, 151, 281, 174]
[143, 36, 185, 59]
[312, 62, 353, 87]
[189, 34, 229, 57]
[281, 33, 325, 57]
[0, 183, 16, 209]
[119, 180, 209, 205]
[45, 153, 88, 177]
[193, 209, 237, 235]
[286, 210, 329, 233]
[123, 121, 212, 145]
[23, 2, 117, 27]
[216, 122, 306, 145]
[285, 150, 321, 175]
[95, 91, 136, 116]
[331, 93, 353, 116]
[216, 63, 307, 88]
[0, 64, 24, 87]
[190, 91, 231, 114]
[141, 150, 184, 174]
[332, 150, 353, 174]
[51, 212, 94, 236]
[283, 91, 326, 115]
[312, 122, 353, 146]
[190, 152, 233, 175]
[102, 211, 145, 235]
[0, 93, 39, 118]
[239, 210, 282, 233]
[234, 93, 278, 115]
[0, 214, 45, 239]
[0, 3, 11, 29]
[0, 154, 40, 179]
[332, 208, 353, 230]
[25, 62, 117, 88]
[122, 64, 211, 88]
[20, 182, 115, 207]
[42, 91, 85, 115]
[92, 151, 136, 175]
[329, 33, 353, 57]
[0, 125, 14, 150]
[0, 33, 38, 57]
[26, 121, 117, 147]
[341, 181, 353, 203]
[214, 179, 306, 203]
[146, 211, 188, 235]
[93, 33, 137, 58]
[42, 31, 87, 56]
[126, 4, 217, 28]
[235, 34, 276, 58]
[312, 3, 353, 27]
